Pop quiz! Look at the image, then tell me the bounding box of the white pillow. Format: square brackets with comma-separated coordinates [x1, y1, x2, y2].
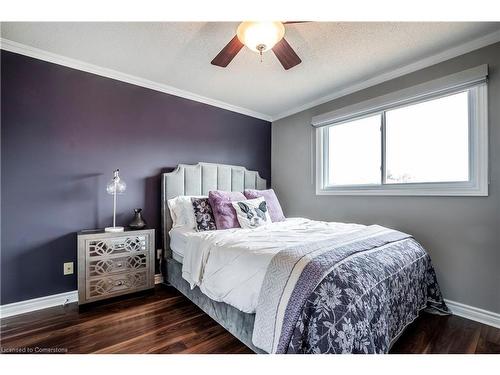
[167, 195, 206, 229]
[232, 197, 271, 229]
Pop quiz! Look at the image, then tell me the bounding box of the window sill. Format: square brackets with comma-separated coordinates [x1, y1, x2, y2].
[316, 184, 488, 196]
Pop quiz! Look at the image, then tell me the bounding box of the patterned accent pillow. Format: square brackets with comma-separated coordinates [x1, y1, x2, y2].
[191, 198, 216, 231]
[244, 188, 285, 222]
[232, 197, 272, 229]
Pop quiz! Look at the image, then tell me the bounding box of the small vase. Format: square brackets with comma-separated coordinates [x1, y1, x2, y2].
[129, 208, 147, 229]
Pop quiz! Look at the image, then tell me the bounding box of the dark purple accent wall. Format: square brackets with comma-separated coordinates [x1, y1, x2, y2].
[1, 50, 271, 305]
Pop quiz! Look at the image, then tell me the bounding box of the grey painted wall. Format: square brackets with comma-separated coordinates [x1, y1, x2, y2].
[1, 50, 271, 305]
[272, 42, 500, 314]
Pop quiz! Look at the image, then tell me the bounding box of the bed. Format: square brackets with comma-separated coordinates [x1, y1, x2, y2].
[161, 162, 448, 354]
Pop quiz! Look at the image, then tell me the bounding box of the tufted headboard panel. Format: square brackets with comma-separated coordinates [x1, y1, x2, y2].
[161, 162, 267, 257]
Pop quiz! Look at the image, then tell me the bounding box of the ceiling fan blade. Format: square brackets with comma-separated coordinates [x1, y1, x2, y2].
[211, 35, 244, 67]
[272, 38, 302, 70]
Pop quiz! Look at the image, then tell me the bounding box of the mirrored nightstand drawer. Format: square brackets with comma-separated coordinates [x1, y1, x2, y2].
[87, 253, 148, 278]
[86, 236, 147, 258]
[87, 271, 148, 300]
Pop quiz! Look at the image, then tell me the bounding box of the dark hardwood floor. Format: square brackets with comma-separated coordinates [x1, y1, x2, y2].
[1, 285, 499, 354]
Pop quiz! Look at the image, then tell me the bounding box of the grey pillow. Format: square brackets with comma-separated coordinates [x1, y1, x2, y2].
[191, 197, 216, 231]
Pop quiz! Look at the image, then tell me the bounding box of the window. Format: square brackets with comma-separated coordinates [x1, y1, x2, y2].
[315, 66, 488, 196]
[385, 92, 469, 185]
[327, 114, 381, 186]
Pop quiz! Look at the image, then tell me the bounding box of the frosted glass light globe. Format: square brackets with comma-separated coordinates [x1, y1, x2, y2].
[237, 22, 285, 53]
[106, 170, 126, 195]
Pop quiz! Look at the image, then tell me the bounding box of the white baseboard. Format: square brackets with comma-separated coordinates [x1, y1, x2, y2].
[2, 288, 499, 329]
[444, 299, 500, 329]
[0, 290, 78, 319]
[154, 273, 164, 284]
[0, 274, 166, 319]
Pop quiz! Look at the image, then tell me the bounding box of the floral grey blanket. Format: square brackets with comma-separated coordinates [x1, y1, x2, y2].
[252, 225, 448, 354]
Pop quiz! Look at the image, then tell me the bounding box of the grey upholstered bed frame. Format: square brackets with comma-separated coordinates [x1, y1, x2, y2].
[161, 162, 267, 353]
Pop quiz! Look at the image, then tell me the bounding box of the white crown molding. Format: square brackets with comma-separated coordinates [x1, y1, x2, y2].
[2, 30, 499, 124]
[0, 275, 165, 319]
[444, 299, 500, 329]
[271, 29, 500, 121]
[0, 290, 78, 319]
[0, 38, 272, 122]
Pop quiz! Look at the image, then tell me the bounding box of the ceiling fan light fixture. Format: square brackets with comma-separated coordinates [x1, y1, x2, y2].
[236, 21, 285, 53]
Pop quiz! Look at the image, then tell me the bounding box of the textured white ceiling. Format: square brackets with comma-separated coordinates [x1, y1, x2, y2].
[2, 22, 500, 120]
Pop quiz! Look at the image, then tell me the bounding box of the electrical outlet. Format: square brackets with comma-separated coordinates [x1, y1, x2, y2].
[63, 262, 74, 275]
[156, 249, 163, 260]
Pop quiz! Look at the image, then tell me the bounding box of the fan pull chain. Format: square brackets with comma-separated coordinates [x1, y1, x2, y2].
[256, 43, 265, 63]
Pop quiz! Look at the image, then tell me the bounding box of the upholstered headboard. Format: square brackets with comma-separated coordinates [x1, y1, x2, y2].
[161, 162, 267, 257]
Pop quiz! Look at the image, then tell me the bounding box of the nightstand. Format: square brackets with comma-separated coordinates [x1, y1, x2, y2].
[77, 228, 155, 305]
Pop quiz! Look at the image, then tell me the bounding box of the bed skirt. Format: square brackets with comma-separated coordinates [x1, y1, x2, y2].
[166, 258, 265, 353]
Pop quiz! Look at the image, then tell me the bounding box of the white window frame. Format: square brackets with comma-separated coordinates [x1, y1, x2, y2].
[314, 67, 488, 197]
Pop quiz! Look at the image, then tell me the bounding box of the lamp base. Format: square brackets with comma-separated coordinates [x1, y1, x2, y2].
[105, 226, 124, 233]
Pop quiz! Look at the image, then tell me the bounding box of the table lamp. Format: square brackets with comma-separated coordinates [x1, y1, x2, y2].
[105, 169, 127, 232]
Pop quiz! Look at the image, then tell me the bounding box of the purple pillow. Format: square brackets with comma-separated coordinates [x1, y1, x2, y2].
[244, 189, 285, 222]
[208, 190, 246, 229]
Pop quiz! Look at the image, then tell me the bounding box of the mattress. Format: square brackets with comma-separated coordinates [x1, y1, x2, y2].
[169, 227, 196, 263]
[181, 218, 364, 313]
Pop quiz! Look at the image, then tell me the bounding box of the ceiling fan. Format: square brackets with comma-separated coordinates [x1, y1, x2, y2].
[211, 21, 307, 70]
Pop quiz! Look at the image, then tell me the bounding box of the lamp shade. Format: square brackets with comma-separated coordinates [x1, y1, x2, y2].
[236, 22, 285, 53]
[106, 169, 126, 195]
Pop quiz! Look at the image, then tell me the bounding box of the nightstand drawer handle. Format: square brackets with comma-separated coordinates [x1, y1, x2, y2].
[116, 263, 123, 268]
[115, 280, 124, 286]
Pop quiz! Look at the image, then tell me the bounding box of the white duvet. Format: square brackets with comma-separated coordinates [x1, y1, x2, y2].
[181, 218, 364, 313]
